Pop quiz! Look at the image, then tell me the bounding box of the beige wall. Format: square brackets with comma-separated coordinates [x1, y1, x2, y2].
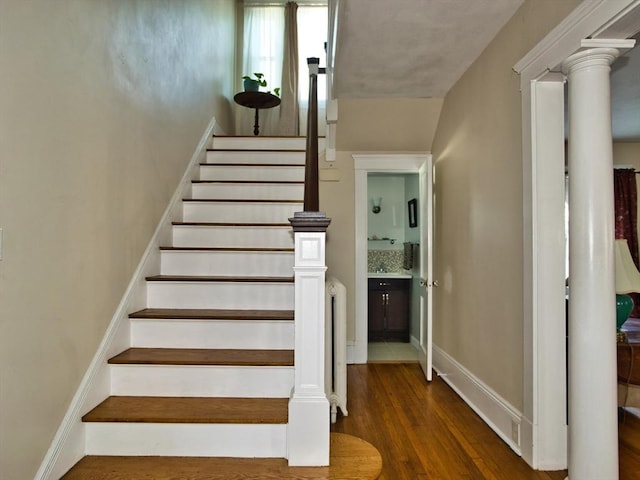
[0, 1, 235, 478]
[430, 0, 581, 410]
[322, 98, 443, 339]
[614, 142, 640, 167]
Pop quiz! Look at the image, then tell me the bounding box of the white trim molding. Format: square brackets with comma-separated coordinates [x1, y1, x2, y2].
[515, 0, 640, 471]
[352, 152, 430, 364]
[34, 116, 220, 480]
[433, 345, 523, 455]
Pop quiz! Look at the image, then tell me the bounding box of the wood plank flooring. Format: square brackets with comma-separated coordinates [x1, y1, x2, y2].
[332, 363, 640, 480]
[64, 363, 640, 478]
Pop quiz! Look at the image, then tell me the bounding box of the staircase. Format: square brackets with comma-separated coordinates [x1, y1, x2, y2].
[60, 135, 382, 479]
[62, 136, 298, 459]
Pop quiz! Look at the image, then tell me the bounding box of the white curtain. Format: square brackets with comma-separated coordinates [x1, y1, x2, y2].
[297, 6, 327, 136]
[278, 2, 299, 136]
[236, 2, 327, 137]
[236, 4, 285, 136]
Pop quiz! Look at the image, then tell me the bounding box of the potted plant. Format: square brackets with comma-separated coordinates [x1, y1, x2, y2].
[242, 73, 281, 96]
[243, 73, 266, 92]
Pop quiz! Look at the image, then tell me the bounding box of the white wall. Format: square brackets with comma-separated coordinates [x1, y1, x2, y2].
[0, 2, 236, 478]
[367, 175, 406, 251]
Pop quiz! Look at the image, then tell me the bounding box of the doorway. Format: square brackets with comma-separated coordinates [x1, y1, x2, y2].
[353, 153, 433, 380]
[366, 173, 420, 362]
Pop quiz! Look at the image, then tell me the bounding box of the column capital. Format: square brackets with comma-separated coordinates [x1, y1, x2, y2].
[289, 211, 331, 232]
[562, 47, 620, 74]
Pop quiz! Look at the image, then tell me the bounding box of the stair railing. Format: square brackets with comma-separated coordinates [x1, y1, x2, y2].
[287, 57, 331, 466]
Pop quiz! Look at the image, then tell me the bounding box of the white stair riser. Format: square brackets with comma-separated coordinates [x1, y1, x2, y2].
[172, 226, 294, 248]
[183, 202, 302, 223]
[212, 136, 325, 151]
[199, 165, 304, 182]
[192, 183, 303, 201]
[206, 150, 305, 165]
[131, 319, 294, 349]
[110, 365, 293, 397]
[85, 423, 286, 457]
[147, 282, 294, 310]
[160, 251, 294, 276]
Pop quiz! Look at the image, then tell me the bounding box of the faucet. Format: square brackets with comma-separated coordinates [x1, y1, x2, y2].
[376, 264, 387, 273]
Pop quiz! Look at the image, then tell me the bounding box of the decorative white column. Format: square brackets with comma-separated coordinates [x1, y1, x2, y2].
[562, 47, 620, 480]
[287, 211, 331, 466]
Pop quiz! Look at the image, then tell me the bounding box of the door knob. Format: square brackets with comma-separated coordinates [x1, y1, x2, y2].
[432, 280, 440, 287]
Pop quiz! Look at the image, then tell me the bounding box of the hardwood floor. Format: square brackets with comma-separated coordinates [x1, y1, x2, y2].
[63, 362, 640, 479]
[332, 363, 640, 480]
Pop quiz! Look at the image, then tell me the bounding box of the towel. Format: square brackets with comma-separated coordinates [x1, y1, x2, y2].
[403, 242, 414, 270]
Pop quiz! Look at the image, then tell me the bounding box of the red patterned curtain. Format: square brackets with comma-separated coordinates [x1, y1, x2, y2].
[614, 168, 640, 317]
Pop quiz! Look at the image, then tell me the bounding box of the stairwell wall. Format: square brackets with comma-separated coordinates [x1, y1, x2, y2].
[0, 2, 236, 478]
[430, 0, 581, 412]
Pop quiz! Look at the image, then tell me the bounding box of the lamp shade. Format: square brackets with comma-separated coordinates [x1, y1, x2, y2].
[614, 239, 640, 294]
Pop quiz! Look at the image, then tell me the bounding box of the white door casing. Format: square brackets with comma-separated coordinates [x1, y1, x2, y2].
[353, 153, 433, 368]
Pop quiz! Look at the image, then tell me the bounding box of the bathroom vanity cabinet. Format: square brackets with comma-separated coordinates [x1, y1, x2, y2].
[368, 277, 410, 342]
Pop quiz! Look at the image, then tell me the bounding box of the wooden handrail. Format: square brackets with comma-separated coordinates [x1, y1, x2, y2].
[304, 57, 320, 212]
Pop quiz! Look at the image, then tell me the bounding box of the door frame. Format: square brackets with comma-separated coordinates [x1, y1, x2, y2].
[514, 0, 640, 469]
[352, 153, 431, 364]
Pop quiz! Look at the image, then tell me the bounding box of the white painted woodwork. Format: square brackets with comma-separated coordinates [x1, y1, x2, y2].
[146, 281, 294, 310]
[433, 344, 523, 455]
[33, 116, 220, 480]
[288, 228, 330, 466]
[562, 46, 621, 480]
[160, 250, 294, 276]
[110, 365, 294, 398]
[172, 224, 294, 248]
[199, 164, 305, 182]
[212, 136, 325, 151]
[85, 423, 287, 457]
[192, 182, 303, 201]
[182, 201, 302, 223]
[514, 1, 640, 471]
[130, 318, 294, 350]
[206, 150, 305, 165]
[352, 153, 431, 364]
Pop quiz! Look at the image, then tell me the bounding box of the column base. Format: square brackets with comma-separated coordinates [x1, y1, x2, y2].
[287, 395, 330, 466]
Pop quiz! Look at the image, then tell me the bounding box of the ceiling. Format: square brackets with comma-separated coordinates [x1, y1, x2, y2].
[332, 0, 640, 141]
[332, 0, 524, 98]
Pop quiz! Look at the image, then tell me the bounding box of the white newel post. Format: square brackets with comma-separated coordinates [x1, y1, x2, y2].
[562, 47, 620, 480]
[288, 211, 331, 466]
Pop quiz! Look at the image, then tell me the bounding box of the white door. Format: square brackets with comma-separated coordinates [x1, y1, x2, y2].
[418, 159, 434, 381]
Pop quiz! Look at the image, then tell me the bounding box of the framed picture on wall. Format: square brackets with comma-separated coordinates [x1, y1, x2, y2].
[408, 198, 417, 228]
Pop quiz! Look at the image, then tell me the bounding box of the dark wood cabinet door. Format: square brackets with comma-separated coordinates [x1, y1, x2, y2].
[368, 289, 387, 341]
[386, 287, 410, 341]
[368, 278, 410, 342]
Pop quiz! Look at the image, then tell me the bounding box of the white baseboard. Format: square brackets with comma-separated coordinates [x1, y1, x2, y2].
[34, 116, 219, 480]
[432, 344, 523, 455]
[410, 335, 420, 350]
[347, 342, 356, 364]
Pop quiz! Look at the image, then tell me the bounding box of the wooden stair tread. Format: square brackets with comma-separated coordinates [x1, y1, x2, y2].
[129, 308, 294, 320]
[207, 148, 305, 153]
[192, 180, 304, 184]
[172, 221, 291, 226]
[108, 347, 294, 366]
[145, 275, 294, 282]
[159, 246, 293, 252]
[182, 198, 301, 203]
[82, 396, 289, 424]
[62, 433, 381, 480]
[200, 162, 303, 167]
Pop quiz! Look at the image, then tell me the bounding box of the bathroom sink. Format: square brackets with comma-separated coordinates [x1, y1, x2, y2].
[368, 272, 412, 279]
